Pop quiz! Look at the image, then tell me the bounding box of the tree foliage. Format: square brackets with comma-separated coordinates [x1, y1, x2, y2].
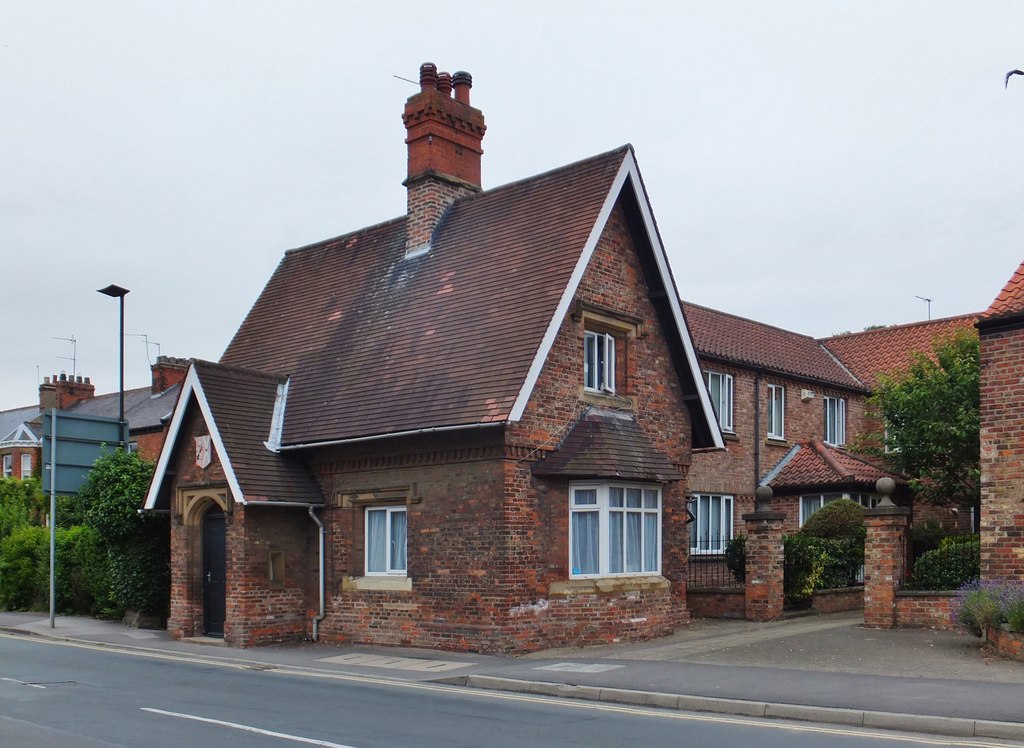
[0, 477, 46, 540]
[866, 329, 979, 511]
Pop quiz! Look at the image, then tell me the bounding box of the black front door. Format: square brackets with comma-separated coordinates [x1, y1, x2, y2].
[202, 507, 226, 637]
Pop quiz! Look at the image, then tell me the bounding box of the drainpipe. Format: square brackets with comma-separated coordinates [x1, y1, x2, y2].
[307, 506, 326, 642]
[754, 368, 763, 497]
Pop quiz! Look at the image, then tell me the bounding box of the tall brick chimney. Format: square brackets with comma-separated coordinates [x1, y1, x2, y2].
[39, 373, 95, 411]
[151, 355, 189, 394]
[402, 62, 486, 254]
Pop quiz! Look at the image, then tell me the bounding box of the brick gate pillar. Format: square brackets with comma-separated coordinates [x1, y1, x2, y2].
[743, 510, 786, 622]
[863, 503, 910, 629]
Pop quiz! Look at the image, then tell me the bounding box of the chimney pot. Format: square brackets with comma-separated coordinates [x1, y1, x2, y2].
[84, 377, 91, 384]
[59, 372, 67, 382]
[452, 71, 472, 104]
[75, 375, 82, 383]
[436, 72, 452, 96]
[44, 376, 50, 384]
[419, 62, 438, 92]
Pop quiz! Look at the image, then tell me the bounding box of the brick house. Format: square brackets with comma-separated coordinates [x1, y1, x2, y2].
[143, 63, 722, 652]
[978, 260, 1024, 579]
[0, 356, 188, 478]
[683, 302, 976, 550]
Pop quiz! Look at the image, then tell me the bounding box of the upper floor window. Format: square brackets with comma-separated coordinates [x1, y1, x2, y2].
[705, 371, 734, 433]
[689, 494, 734, 554]
[365, 506, 407, 576]
[570, 483, 661, 578]
[584, 331, 616, 394]
[824, 396, 846, 446]
[767, 384, 785, 439]
[20, 454, 31, 479]
[1, 455, 11, 478]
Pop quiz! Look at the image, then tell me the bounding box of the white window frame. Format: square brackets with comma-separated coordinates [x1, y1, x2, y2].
[767, 384, 785, 439]
[2, 455, 11, 478]
[799, 492, 880, 526]
[364, 506, 407, 576]
[569, 482, 661, 578]
[20, 454, 31, 479]
[704, 371, 734, 433]
[584, 331, 616, 394]
[689, 494, 734, 554]
[824, 396, 846, 446]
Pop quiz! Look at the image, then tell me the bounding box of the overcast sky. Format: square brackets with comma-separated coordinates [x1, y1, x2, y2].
[2, 2, 1022, 413]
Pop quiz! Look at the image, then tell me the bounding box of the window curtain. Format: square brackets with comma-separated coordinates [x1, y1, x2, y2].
[571, 511, 599, 575]
[390, 510, 407, 572]
[366, 509, 386, 573]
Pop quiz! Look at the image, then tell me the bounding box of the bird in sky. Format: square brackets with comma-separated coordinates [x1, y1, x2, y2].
[1006, 69, 1024, 88]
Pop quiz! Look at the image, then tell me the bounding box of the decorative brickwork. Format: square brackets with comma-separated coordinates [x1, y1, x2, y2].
[863, 505, 910, 628]
[978, 322, 1024, 579]
[743, 510, 785, 621]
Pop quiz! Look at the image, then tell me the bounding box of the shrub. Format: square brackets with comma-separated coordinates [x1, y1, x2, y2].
[0, 478, 46, 540]
[784, 534, 828, 605]
[799, 499, 866, 541]
[0, 525, 48, 610]
[907, 535, 979, 590]
[953, 579, 1024, 636]
[725, 535, 746, 583]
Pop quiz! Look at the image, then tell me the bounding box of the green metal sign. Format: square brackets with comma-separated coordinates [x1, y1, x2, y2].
[42, 411, 124, 495]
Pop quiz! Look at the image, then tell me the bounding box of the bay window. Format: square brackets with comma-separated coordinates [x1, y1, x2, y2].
[570, 483, 661, 578]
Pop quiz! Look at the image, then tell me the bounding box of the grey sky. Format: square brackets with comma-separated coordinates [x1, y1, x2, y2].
[2, 2, 1022, 412]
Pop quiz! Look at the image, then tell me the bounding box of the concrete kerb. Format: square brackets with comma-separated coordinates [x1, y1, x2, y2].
[441, 674, 1024, 742]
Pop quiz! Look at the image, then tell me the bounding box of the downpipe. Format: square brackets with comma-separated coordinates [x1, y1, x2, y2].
[308, 506, 326, 642]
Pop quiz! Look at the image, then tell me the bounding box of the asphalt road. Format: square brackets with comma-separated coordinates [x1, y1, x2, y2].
[0, 635, 1016, 748]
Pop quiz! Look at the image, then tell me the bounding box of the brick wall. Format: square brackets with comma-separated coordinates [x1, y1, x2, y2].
[687, 589, 745, 619]
[987, 626, 1024, 662]
[811, 587, 864, 614]
[863, 506, 910, 628]
[979, 323, 1024, 578]
[894, 591, 956, 630]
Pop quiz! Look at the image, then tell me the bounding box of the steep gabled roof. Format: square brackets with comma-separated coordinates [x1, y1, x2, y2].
[821, 315, 977, 390]
[681, 302, 865, 391]
[144, 361, 324, 510]
[761, 440, 905, 493]
[980, 260, 1024, 323]
[221, 147, 721, 450]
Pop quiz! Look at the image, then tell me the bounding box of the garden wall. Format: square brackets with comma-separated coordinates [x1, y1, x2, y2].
[987, 626, 1024, 662]
[811, 587, 863, 614]
[894, 590, 957, 630]
[687, 589, 745, 619]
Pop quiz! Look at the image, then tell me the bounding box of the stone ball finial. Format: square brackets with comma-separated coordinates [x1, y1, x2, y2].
[754, 485, 773, 511]
[875, 476, 896, 507]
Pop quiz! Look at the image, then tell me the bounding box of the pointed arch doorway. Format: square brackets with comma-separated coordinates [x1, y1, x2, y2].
[202, 505, 227, 637]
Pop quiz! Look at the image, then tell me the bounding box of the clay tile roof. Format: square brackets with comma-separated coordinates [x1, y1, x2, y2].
[821, 314, 977, 390]
[981, 260, 1024, 321]
[763, 440, 904, 493]
[532, 407, 684, 482]
[192, 361, 324, 505]
[680, 302, 865, 390]
[221, 147, 631, 445]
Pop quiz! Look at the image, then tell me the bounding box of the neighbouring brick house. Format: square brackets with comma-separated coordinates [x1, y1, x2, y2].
[0, 356, 188, 478]
[978, 260, 1024, 579]
[683, 303, 976, 551]
[143, 63, 723, 652]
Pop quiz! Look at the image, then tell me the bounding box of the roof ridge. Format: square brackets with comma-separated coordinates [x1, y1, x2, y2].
[820, 313, 979, 342]
[196, 358, 288, 383]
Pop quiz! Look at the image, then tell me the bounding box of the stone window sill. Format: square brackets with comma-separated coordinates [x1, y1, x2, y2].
[342, 575, 413, 592]
[549, 575, 670, 597]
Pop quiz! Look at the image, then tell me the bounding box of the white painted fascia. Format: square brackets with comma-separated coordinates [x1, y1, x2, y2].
[263, 378, 289, 453]
[507, 149, 725, 450]
[143, 364, 247, 509]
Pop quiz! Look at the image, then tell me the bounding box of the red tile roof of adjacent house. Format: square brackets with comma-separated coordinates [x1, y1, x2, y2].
[762, 440, 905, 493]
[680, 302, 866, 391]
[982, 260, 1024, 320]
[821, 315, 977, 390]
[532, 407, 684, 482]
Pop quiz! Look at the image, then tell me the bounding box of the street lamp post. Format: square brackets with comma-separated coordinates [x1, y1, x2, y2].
[97, 284, 130, 448]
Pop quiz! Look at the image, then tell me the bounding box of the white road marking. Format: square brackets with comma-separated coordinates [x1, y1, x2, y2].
[1, 677, 46, 689]
[141, 707, 360, 747]
[534, 662, 624, 673]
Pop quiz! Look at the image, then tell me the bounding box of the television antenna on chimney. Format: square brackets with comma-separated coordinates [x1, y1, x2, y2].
[914, 295, 933, 320]
[126, 333, 161, 365]
[53, 335, 76, 377]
